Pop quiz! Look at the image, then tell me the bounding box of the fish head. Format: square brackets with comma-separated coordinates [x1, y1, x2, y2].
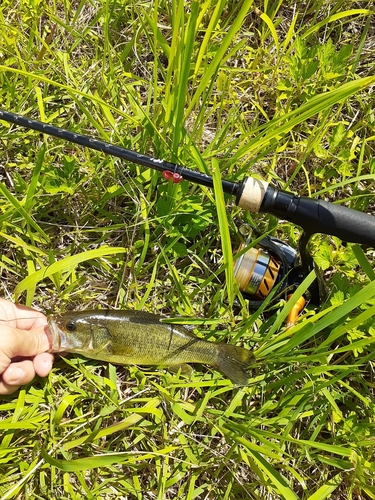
[48, 311, 98, 353]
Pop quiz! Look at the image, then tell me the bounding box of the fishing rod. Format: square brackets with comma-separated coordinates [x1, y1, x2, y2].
[1, 109, 374, 247]
[1, 109, 374, 314]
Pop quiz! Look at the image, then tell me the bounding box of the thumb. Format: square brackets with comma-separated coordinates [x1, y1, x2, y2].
[0, 326, 51, 371]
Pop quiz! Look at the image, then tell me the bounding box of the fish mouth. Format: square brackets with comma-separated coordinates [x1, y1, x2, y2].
[48, 317, 68, 353]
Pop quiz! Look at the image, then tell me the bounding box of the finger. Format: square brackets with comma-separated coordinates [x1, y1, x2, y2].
[0, 326, 50, 361]
[13, 304, 47, 330]
[33, 352, 54, 377]
[0, 354, 54, 395]
[0, 380, 21, 395]
[0, 299, 47, 330]
[0, 359, 36, 395]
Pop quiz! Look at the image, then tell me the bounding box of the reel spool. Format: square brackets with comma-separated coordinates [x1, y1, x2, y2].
[233, 236, 298, 304]
[234, 247, 280, 300]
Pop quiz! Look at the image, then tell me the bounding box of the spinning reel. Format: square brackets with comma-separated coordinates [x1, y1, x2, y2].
[234, 234, 298, 302]
[1, 109, 374, 323]
[233, 230, 322, 323]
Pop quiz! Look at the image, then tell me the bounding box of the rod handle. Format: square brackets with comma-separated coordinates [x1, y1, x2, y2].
[237, 176, 375, 247]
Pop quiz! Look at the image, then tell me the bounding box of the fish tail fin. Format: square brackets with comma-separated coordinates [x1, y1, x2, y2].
[217, 344, 254, 386]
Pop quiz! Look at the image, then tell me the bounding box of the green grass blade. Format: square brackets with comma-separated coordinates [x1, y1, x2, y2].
[0, 65, 138, 125]
[24, 144, 45, 213]
[211, 158, 234, 308]
[171, 0, 199, 154]
[279, 279, 375, 352]
[299, 9, 372, 39]
[320, 303, 375, 349]
[0, 182, 49, 242]
[0, 231, 47, 256]
[193, 0, 227, 76]
[63, 398, 161, 451]
[232, 75, 375, 161]
[352, 244, 375, 281]
[14, 246, 125, 299]
[187, 0, 254, 115]
[249, 450, 299, 500]
[41, 447, 177, 472]
[263, 270, 317, 340]
[260, 12, 280, 52]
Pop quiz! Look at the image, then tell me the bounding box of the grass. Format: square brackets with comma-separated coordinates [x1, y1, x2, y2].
[0, 0, 375, 498]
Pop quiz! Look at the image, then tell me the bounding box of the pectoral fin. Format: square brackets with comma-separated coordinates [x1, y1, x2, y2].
[168, 363, 194, 376]
[90, 327, 114, 355]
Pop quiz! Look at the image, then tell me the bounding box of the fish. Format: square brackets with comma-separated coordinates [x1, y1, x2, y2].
[47, 309, 254, 385]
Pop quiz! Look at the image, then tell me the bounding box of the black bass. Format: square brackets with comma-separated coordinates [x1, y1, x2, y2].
[47, 309, 254, 385]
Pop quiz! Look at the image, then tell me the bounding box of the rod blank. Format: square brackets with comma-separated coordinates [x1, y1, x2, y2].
[0, 109, 239, 195]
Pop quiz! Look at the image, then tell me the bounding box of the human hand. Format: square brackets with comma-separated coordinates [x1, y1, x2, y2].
[0, 299, 53, 395]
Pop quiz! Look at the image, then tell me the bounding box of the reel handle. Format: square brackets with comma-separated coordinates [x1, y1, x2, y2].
[237, 177, 375, 247]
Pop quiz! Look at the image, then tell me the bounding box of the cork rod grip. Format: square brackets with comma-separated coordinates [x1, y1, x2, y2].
[235, 177, 269, 212]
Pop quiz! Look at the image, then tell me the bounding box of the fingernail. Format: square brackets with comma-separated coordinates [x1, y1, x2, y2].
[9, 367, 25, 383]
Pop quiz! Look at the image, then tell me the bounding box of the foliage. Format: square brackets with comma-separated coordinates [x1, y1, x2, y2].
[0, 1, 375, 498]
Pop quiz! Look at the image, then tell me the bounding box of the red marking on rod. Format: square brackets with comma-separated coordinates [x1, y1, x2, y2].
[162, 170, 183, 183]
[162, 170, 173, 180]
[172, 173, 183, 183]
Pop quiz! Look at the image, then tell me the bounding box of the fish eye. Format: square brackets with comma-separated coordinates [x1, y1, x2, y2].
[66, 320, 77, 332]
